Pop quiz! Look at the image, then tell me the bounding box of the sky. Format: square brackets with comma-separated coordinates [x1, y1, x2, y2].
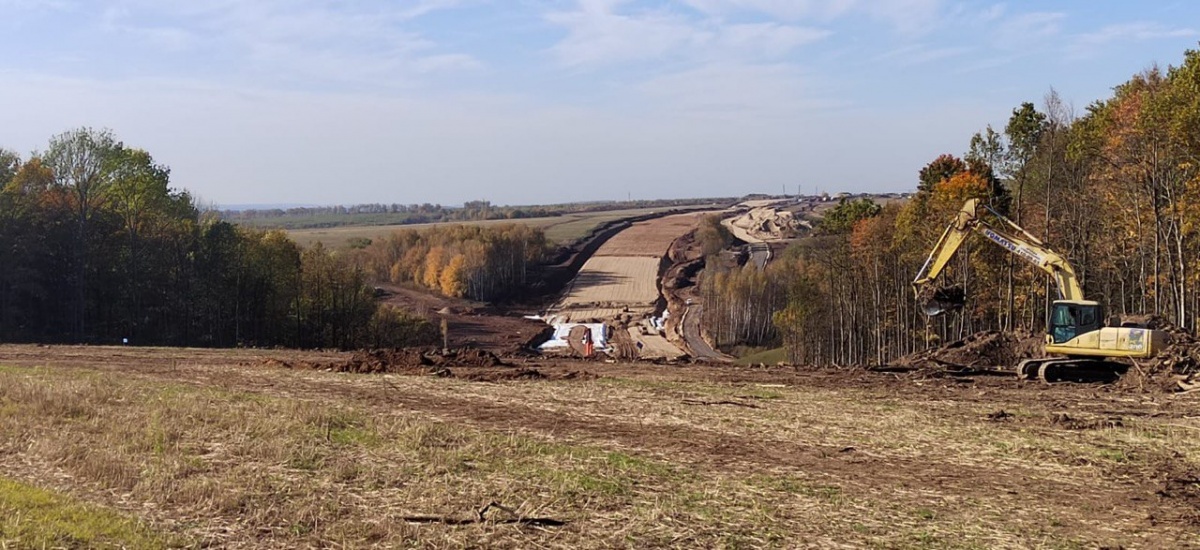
[1, 1, 1198, 207]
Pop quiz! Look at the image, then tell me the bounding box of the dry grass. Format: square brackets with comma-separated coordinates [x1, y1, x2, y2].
[286, 207, 711, 249]
[0, 349, 1199, 548]
[0, 364, 829, 548]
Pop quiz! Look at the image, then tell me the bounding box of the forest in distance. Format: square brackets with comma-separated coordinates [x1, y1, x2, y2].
[701, 47, 1200, 366]
[0, 131, 542, 349]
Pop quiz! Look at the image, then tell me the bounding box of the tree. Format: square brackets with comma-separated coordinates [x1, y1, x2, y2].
[43, 128, 123, 339]
[1004, 102, 1046, 224]
[918, 154, 967, 194]
[0, 149, 18, 187]
[819, 198, 881, 234]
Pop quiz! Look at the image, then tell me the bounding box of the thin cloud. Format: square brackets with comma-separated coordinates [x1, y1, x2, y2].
[875, 43, 970, 67]
[1068, 22, 1198, 59]
[544, 1, 830, 67]
[638, 63, 847, 117]
[992, 11, 1066, 51]
[93, 1, 480, 89]
[680, 0, 945, 35]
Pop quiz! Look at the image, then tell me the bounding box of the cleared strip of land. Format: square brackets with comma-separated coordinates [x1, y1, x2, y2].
[595, 212, 710, 257]
[552, 256, 661, 322]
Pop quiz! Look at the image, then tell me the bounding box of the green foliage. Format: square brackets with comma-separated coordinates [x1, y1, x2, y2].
[0, 128, 435, 349]
[818, 198, 881, 234]
[917, 154, 967, 194]
[1005, 102, 1047, 167]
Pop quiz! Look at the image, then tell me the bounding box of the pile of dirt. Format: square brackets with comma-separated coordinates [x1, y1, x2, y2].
[890, 330, 1045, 374]
[255, 348, 601, 383]
[726, 207, 805, 241]
[1115, 316, 1200, 392]
[336, 349, 436, 374]
[338, 348, 504, 373]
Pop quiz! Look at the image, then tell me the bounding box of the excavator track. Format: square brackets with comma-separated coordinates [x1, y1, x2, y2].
[1016, 358, 1127, 383]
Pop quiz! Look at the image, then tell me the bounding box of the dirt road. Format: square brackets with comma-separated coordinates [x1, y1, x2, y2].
[1, 344, 1198, 548]
[681, 305, 730, 361]
[748, 242, 771, 270]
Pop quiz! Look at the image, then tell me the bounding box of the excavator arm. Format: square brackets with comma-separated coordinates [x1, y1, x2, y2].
[913, 199, 1084, 314]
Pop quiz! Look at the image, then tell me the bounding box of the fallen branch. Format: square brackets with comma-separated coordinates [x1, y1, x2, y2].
[681, 398, 760, 409]
[402, 501, 566, 527]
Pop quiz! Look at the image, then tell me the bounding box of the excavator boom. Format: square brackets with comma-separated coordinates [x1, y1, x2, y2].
[912, 199, 1084, 308]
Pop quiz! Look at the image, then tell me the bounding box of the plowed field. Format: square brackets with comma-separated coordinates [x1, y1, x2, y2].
[553, 257, 661, 320]
[595, 212, 708, 257]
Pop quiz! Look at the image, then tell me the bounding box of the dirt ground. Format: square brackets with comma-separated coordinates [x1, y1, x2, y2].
[595, 213, 710, 257]
[376, 283, 550, 353]
[544, 213, 700, 359]
[2, 344, 1199, 548]
[553, 256, 662, 315]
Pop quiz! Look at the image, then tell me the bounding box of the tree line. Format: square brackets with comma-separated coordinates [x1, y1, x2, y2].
[351, 224, 551, 302]
[710, 46, 1200, 366]
[0, 128, 435, 349]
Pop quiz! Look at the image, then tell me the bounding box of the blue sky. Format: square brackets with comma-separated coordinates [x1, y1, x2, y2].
[2, 1, 1198, 206]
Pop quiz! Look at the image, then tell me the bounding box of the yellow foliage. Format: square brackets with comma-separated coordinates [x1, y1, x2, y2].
[422, 246, 446, 290]
[439, 254, 468, 297]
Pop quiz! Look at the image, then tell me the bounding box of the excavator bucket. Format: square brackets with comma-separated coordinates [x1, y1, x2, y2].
[918, 285, 966, 317]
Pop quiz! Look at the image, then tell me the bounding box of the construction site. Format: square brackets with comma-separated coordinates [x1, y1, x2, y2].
[3, 195, 1199, 548]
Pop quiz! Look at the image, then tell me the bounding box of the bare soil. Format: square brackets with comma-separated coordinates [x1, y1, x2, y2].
[375, 283, 551, 354]
[594, 213, 708, 257]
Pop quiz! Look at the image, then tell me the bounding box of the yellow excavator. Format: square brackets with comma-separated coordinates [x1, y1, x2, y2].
[913, 199, 1166, 382]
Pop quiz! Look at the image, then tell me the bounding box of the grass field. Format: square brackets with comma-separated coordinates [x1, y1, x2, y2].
[1, 345, 1198, 548]
[285, 206, 717, 249]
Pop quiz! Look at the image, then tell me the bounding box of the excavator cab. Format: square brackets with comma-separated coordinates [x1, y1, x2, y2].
[1048, 300, 1103, 344]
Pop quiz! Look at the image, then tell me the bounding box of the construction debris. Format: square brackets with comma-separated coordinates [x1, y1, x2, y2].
[889, 330, 1045, 374]
[1115, 316, 1200, 392]
[255, 347, 601, 382]
[888, 315, 1200, 392]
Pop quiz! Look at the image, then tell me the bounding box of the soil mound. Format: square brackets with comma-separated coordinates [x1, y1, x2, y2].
[256, 348, 600, 383]
[890, 330, 1044, 373]
[726, 207, 805, 241]
[1115, 317, 1200, 392]
[336, 348, 505, 373]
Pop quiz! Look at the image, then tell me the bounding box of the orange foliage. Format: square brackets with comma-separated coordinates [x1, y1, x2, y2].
[931, 172, 989, 212]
